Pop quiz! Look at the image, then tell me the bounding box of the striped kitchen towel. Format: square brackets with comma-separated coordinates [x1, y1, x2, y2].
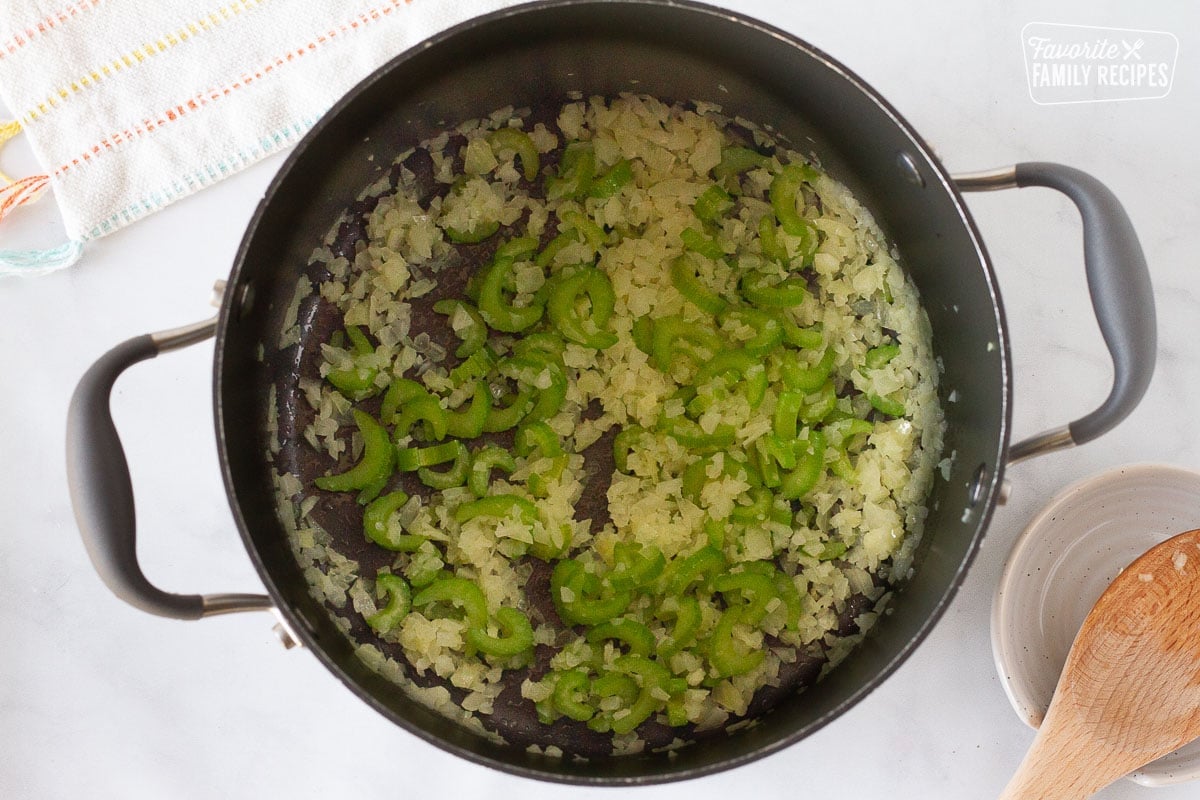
[0, 0, 513, 276]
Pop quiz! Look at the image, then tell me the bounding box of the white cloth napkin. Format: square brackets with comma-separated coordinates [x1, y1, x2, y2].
[0, 0, 512, 275]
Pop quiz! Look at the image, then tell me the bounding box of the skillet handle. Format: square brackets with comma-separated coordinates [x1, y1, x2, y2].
[955, 163, 1155, 464]
[65, 316, 273, 619]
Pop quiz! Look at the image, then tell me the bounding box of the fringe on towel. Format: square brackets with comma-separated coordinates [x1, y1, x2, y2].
[0, 120, 84, 277]
[0, 239, 84, 276]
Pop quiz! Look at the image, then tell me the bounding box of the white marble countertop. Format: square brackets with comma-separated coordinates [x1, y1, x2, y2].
[3, 1, 1197, 797]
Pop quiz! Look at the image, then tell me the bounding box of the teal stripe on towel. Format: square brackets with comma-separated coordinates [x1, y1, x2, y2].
[83, 114, 323, 241]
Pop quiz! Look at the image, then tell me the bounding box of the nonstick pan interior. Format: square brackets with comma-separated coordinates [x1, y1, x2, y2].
[215, 0, 1008, 783]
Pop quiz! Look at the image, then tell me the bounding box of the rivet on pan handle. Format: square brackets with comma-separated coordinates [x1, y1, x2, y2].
[65, 312, 273, 620]
[955, 164, 1156, 465]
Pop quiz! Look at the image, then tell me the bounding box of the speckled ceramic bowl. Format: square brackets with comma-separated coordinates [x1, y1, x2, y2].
[992, 463, 1200, 787]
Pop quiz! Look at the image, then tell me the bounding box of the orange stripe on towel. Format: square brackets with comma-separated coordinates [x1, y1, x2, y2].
[0, 174, 51, 222]
[0, 0, 104, 59]
[21, 0, 268, 124]
[53, 0, 413, 177]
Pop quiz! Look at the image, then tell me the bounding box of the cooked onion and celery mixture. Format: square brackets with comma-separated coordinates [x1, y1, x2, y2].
[275, 95, 944, 754]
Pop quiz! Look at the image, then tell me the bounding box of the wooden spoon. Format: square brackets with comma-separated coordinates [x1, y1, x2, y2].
[1000, 528, 1200, 799]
